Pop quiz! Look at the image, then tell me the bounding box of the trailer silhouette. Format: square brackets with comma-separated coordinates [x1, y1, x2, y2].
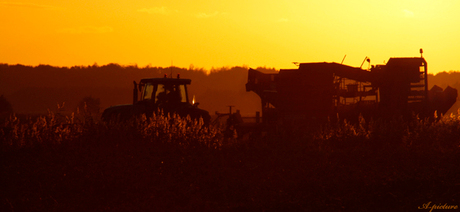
[246, 55, 457, 125]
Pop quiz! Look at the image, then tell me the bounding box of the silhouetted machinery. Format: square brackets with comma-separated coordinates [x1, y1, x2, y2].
[246, 55, 458, 124]
[102, 74, 211, 124]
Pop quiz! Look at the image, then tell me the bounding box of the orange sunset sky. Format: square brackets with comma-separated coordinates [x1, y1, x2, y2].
[1, 0, 459, 74]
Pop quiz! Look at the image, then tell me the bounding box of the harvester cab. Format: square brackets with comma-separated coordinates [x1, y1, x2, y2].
[102, 74, 210, 124]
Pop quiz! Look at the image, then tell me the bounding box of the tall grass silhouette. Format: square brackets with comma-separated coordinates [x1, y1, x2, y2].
[2, 110, 460, 150]
[1, 110, 221, 149]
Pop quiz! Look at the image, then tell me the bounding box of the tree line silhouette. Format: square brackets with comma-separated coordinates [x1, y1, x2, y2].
[0, 63, 271, 115]
[0, 63, 458, 115]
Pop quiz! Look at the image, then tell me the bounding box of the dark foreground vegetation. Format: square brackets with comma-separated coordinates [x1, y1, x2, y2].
[1, 112, 460, 211]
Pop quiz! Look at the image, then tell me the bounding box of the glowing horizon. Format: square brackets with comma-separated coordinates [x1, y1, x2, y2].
[1, 0, 459, 74]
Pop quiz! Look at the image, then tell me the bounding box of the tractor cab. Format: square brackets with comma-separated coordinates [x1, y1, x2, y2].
[131, 76, 197, 115]
[137, 77, 191, 105]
